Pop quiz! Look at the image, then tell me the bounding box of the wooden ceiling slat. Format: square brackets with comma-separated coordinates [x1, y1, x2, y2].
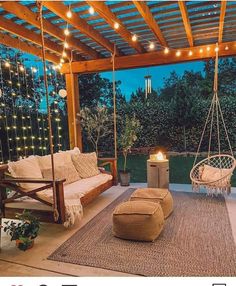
[43, 1, 122, 56]
[0, 16, 63, 56]
[0, 32, 59, 63]
[0, 1, 99, 59]
[86, 1, 146, 54]
[218, 0, 227, 43]
[178, 1, 194, 47]
[133, 1, 167, 47]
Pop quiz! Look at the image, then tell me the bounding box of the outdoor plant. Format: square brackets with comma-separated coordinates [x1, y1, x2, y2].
[119, 115, 140, 173]
[80, 106, 112, 155]
[3, 210, 40, 251]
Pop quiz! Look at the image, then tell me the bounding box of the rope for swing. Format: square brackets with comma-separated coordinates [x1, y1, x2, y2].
[37, 1, 59, 222]
[112, 44, 117, 160]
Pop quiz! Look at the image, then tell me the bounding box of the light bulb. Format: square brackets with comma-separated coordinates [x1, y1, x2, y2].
[114, 22, 119, 29]
[19, 65, 24, 71]
[89, 6, 94, 15]
[215, 47, 219, 52]
[188, 50, 193, 56]
[5, 62, 10, 68]
[149, 42, 155, 50]
[64, 28, 70, 36]
[62, 51, 67, 57]
[176, 50, 181, 57]
[66, 10, 72, 18]
[132, 34, 137, 42]
[207, 46, 210, 51]
[64, 42, 69, 49]
[199, 48, 203, 53]
[225, 46, 229, 50]
[164, 47, 169, 54]
[60, 58, 65, 63]
[32, 67, 37, 73]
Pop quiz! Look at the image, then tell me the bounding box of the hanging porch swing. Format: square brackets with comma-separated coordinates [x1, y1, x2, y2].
[190, 44, 236, 195]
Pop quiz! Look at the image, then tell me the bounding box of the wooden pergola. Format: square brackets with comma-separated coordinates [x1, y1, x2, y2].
[0, 0, 235, 151]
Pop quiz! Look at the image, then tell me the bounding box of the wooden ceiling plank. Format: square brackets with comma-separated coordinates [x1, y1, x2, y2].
[0, 1, 99, 59]
[133, 1, 167, 47]
[178, 1, 194, 47]
[0, 16, 63, 56]
[43, 1, 121, 56]
[61, 41, 236, 74]
[0, 32, 59, 63]
[86, 1, 145, 54]
[219, 0, 227, 43]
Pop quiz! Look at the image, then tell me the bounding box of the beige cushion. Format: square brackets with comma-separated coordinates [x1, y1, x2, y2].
[63, 147, 81, 156]
[38, 152, 80, 184]
[113, 200, 164, 242]
[201, 164, 229, 183]
[8, 156, 45, 191]
[72, 152, 100, 178]
[130, 188, 173, 218]
[41, 163, 80, 185]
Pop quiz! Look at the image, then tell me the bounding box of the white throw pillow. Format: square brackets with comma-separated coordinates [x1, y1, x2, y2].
[201, 164, 229, 182]
[8, 156, 45, 191]
[37, 152, 72, 170]
[63, 147, 81, 156]
[72, 152, 100, 179]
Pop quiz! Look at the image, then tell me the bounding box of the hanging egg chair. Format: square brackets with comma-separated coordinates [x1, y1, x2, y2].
[190, 44, 236, 195]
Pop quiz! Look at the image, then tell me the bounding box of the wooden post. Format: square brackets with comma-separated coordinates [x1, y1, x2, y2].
[65, 73, 82, 151]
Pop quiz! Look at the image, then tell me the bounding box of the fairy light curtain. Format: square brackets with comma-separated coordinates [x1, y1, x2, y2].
[0, 45, 68, 164]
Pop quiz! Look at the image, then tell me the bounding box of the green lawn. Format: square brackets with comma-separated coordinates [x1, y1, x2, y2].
[117, 154, 236, 186]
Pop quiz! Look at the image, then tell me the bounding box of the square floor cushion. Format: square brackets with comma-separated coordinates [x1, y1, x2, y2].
[113, 200, 164, 242]
[130, 188, 173, 218]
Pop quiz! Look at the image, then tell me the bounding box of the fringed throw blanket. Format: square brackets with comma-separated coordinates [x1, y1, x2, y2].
[64, 199, 83, 228]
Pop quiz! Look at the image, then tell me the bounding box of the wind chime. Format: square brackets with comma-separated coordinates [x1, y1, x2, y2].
[144, 74, 152, 99]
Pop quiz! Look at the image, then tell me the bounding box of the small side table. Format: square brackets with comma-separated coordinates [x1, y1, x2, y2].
[147, 158, 169, 188]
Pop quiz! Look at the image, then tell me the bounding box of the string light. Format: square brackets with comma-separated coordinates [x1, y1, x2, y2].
[114, 22, 119, 29]
[89, 6, 95, 15]
[225, 45, 229, 50]
[19, 65, 24, 71]
[5, 61, 10, 68]
[132, 34, 137, 42]
[64, 42, 69, 49]
[64, 28, 70, 36]
[188, 50, 193, 56]
[66, 10, 72, 18]
[62, 51, 67, 58]
[164, 47, 169, 54]
[176, 50, 181, 57]
[149, 42, 155, 50]
[199, 48, 203, 53]
[60, 58, 65, 63]
[215, 47, 219, 52]
[207, 46, 210, 51]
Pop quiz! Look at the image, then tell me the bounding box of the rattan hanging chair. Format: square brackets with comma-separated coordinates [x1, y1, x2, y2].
[190, 44, 236, 195]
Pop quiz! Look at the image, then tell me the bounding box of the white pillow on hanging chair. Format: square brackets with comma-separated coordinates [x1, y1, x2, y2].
[201, 164, 229, 183]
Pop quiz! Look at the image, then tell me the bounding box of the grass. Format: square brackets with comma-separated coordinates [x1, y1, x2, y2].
[117, 154, 236, 186]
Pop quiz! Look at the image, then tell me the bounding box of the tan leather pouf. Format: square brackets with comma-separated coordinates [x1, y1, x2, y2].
[113, 200, 164, 242]
[130, 188, 173, 219]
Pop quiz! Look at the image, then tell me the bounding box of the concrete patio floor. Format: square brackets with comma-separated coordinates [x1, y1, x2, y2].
[0, 183, 236, 277]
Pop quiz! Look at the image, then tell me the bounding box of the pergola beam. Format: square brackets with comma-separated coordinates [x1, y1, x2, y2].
[87, 1, 145, 54]
[219, 0, 227, 43]
[178, 1, 194, 47]
[0, 1, 99, 59]
[43, 1, 120, 56]
[0, 16, 63, 56]
[0, 33, 60, 63]
[133, 1, 167, 47]
[61, 42, 236, 74]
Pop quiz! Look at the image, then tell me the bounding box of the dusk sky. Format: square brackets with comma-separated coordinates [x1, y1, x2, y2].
[102, 60, 205, 100]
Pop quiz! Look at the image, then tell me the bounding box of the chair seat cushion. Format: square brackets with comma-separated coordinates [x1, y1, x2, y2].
[130, 188, 173, 218]
[113, 200, 164, 242]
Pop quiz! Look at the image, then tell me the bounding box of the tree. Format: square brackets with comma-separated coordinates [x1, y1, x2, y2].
[80, 106, 113, 155]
